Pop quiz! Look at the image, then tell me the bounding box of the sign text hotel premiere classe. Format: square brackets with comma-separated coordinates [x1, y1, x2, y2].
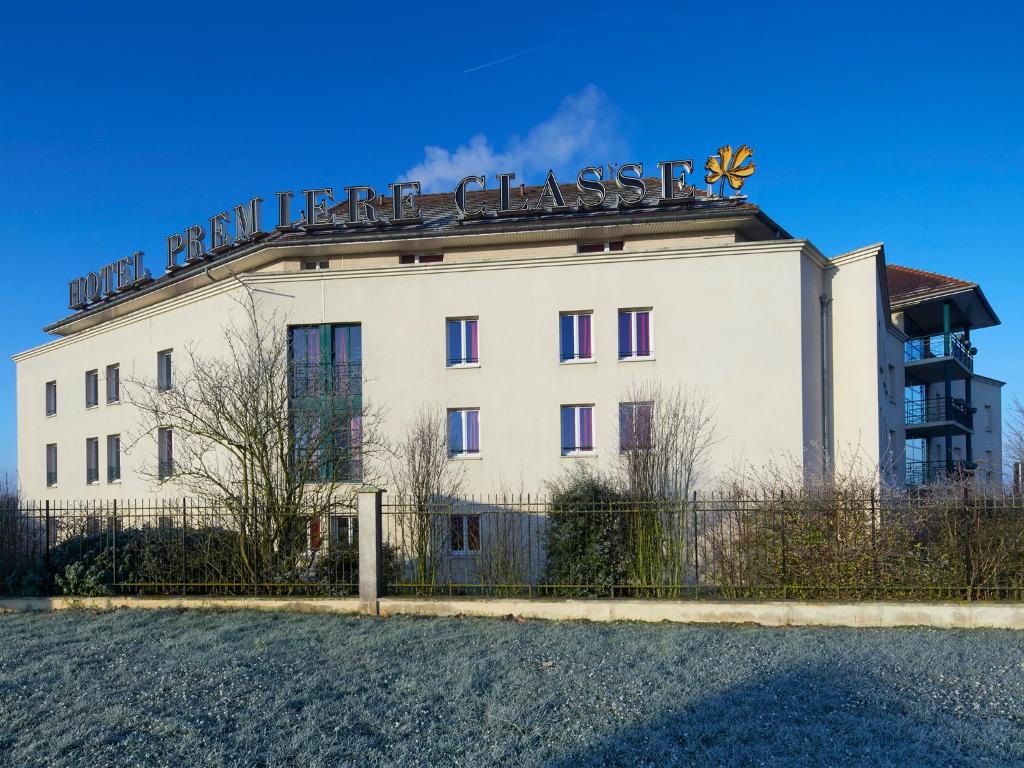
[67, 150, 751, 311]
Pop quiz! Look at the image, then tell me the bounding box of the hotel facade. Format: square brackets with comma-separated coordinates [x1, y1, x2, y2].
[13, 158, 1005, 500]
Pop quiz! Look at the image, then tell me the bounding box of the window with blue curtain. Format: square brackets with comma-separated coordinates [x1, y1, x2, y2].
[446, 318, 479, 366]
[449, 409, 480, 455]
[560, 405, 594, 454]
[559, 312, 592, 361]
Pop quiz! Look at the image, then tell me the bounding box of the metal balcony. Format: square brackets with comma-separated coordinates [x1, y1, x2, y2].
[288, 362, 363, 399]
[905, 396, 972, 438]
[905, 460, 971, 487]
[904, 333, 974, 384]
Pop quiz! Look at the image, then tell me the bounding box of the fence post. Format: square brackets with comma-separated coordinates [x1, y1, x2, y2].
[870, 488, 878, 599]
[358, 486, 384, 615]
[44, 500, 51, 573]
[181, 498, 187, 597]
[779, 491, 788, 600]
[111, 500, 118, 592]
[963, 485, 973, 601]
[692, 491, 699, 591]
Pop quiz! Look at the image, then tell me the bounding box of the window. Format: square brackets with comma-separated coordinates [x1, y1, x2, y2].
[618, 309, 652, 359]
[985, 405, 993, 431]
[577, 241, 624, 254]
[330, 515, 358, 546]
[303, 260, 329, 270]
[399, 253, 443, 265]
[158, 428, 173, 479]
[86, 437, 99, 484]
[887, 365, 896, 401]
[107, 434, 121, 483]
[46, 443, 57, 487]
[45, 381, 57, 416]
[561, 405, 595, 455]
[446, 318, 479, 366]
[450, 514, 481, 555]
[85, 370, 99, 408]
[619, 402, 654, 451]
[448, 409, 480, 456]
[559, 312, 593, 362]
[288, 323, 364, 482]
[106, 364, 120, 403]
[157, 350, 173, 391]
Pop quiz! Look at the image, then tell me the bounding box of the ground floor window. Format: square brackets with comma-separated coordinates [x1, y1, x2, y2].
[450, 514, 480, 555]
[107, 434, 121, 482]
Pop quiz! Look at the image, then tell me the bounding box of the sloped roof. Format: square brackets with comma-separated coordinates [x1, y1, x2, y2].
[886, 264, 975, 306]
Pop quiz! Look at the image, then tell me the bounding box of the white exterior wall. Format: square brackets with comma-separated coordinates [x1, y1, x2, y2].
[15, 237, 889, 501]
[828, 245, 904, 480]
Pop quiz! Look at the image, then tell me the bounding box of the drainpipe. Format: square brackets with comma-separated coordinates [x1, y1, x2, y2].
[820, 294, 832, 475]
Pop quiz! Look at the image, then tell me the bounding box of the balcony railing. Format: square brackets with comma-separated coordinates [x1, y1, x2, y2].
[108, 465, 121, 483]
[288, 362, 362, 399]
[46, 471, 57, 487]
[904, 333, 974, 371]
[86, 468, 99, 484]
[905, 396, 972, 430]
[905, 460, 971, 487]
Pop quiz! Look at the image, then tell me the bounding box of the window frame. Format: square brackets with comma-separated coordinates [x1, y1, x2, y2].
[619, 401, 654, 452]
[302, 260, 330, 271]
[107, 434, 121, 483]
[448, 408, 481, 458]
[45, 381, 57, 417]
[559, 311, 594, 363]
[157, 349, 173, 391]
[157, 427, 174, 479]
[86, 437, 99, 485]
[85, 369, 99, 409]
[399, 253, 443, 265]
[577, 241, 624, 254]
[618, 308, 654, 360]
[449, 513, 481, 556]
[561, 404, 596, 456]
[446, 317, 480, 367]
[46, 443, 58, 487]
[106, 364, 120, 404]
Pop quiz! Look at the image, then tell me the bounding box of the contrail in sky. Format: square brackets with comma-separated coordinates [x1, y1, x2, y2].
[463, 43, 554, 74]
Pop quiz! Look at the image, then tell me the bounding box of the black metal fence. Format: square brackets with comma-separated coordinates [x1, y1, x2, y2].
[0, 499, 358, 597]
[4, 490, 1024, 601]
[382, 490, 1024, 601]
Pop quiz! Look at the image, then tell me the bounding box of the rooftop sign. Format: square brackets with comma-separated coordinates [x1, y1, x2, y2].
[67, 145, 755, 311]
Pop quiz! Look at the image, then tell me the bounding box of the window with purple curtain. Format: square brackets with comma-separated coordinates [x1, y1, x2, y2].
[618, 309, 653, 359]
[560, 405, 594, 454]
[447, 318, 479, 366]
[449, 409, 480, 455]
[619, 402, 654, 451]
[559, 312, 593, 361]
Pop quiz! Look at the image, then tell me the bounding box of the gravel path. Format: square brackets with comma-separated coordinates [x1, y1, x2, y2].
[0, 610, 1022, 767]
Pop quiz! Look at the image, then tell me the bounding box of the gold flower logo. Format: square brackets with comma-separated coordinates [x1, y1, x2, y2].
[704, 144, 755, 196]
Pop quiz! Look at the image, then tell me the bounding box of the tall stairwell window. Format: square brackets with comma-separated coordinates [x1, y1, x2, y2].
[288, 323, 363, 482]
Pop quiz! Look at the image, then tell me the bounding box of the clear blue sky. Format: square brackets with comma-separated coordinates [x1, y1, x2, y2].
[0, 2, 1021, 480]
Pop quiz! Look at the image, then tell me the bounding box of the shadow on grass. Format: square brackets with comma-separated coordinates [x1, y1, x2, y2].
[547, 664, 1019, 768]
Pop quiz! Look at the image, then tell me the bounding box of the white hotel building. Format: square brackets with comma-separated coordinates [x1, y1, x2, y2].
[13, 174, 1005, 499]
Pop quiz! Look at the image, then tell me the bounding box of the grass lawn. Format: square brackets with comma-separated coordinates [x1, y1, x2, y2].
[0, 610, 1023, 767]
